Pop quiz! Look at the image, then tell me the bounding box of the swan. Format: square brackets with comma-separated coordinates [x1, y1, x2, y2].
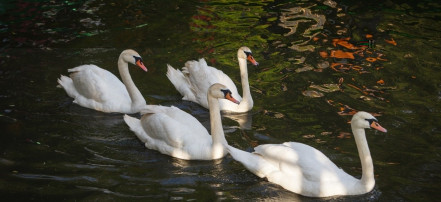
[166, 46, 258, 113]
[57, 49, 148, 114]
[227, 111, 387, 197]
[124, 83, 240, 160]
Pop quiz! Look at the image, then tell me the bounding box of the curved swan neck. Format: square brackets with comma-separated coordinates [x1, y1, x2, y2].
[238, 58, 253, 109]
[118, 56, 146, 109]
[352, 126, 375, 190]
[208, 94, 228, 157]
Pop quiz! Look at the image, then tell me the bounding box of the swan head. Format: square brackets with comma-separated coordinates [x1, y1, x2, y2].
[209, 83, 240, 104]
[351, 111, 387, 133]
[120, 49, 148, 72]
[238, 46, 259, 66]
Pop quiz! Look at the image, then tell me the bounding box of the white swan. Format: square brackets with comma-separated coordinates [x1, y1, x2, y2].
[227, 111, 387, 197]
[124, 83, 240, 160]
[57, 49, 147, 114]
[166, 46, 258, 113]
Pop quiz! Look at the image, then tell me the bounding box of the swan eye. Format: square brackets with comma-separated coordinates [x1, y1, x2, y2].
[220, 89, 232, 97]
[244, 51, 252, 57]
[133, 56, 143, 63]
[365, 118, 377, 126]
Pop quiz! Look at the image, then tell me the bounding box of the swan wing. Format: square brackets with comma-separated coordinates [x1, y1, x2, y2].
[201, 60, 241, 99]
[183, 59, 241, 108]
[282, 142, 355, 182]
[140, 105, 208, 137]
[125, 113, 188, 158]
[68, 65, 129, 100]
[135, 105, 213, 160]
[254, 142, 352, 183]
[65, 65, 131, 112]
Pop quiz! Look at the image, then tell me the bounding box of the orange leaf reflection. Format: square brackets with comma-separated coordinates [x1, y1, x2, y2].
[330, 50, 355, 59]
[319, 51, 328, 58]
[385, 38, 397, 46]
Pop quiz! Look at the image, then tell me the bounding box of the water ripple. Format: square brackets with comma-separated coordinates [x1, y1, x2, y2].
[76, 186, 150, 198]
[278, 6, 326, 52]
[14, 173, 97, 183]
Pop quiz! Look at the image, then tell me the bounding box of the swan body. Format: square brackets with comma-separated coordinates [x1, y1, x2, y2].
[124, 83, 240, 160]
[227, 112, 387, 197]
[57, 49, 148, 114]
[166, 46, 258, 113]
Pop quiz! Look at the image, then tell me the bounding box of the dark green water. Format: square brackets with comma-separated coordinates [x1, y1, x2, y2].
[1, 0, 440, 201]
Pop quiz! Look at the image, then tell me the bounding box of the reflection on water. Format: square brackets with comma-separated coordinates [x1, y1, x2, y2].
[222, 111, 254, 130]
[1, 0, 441, 201]
[278, 6, 326, 52]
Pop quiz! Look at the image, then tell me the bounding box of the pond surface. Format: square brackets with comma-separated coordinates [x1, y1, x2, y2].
[1, 0, 441, 201]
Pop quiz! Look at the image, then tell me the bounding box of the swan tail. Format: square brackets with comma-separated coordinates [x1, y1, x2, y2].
[57, 74, 70, 87]
[57, 75, 65, 88]
[183, 59, 206, 75]
[166, 64, 196, 101]
[227, 145, 278, 178]
[67, 68, 78, 73]
[123, 114, 150, 143]
[57, 75, 79, 98]
[181, 66, 190, 74]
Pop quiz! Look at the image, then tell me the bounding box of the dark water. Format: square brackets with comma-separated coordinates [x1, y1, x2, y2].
[1, 0, 440, 201]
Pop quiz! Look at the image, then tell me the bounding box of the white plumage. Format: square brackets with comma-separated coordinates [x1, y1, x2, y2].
[57, 49, 147, 114]
[228, 112, 387, 197]
[166, 46, 258, 113]
[124, 83, 240, 160]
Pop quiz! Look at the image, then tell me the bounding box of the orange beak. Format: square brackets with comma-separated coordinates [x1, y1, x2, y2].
[136, 60, 148, 72]
[247, 55, 259, 66]
[225, 93, 240, 104]
[371, 121, 387, 133]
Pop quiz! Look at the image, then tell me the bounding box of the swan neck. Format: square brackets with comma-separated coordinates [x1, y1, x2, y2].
[208, 95, 227, 157]
[238, 58, 253, 109]
[118, 56, 146, 109]
[352, 126, 375, 190]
